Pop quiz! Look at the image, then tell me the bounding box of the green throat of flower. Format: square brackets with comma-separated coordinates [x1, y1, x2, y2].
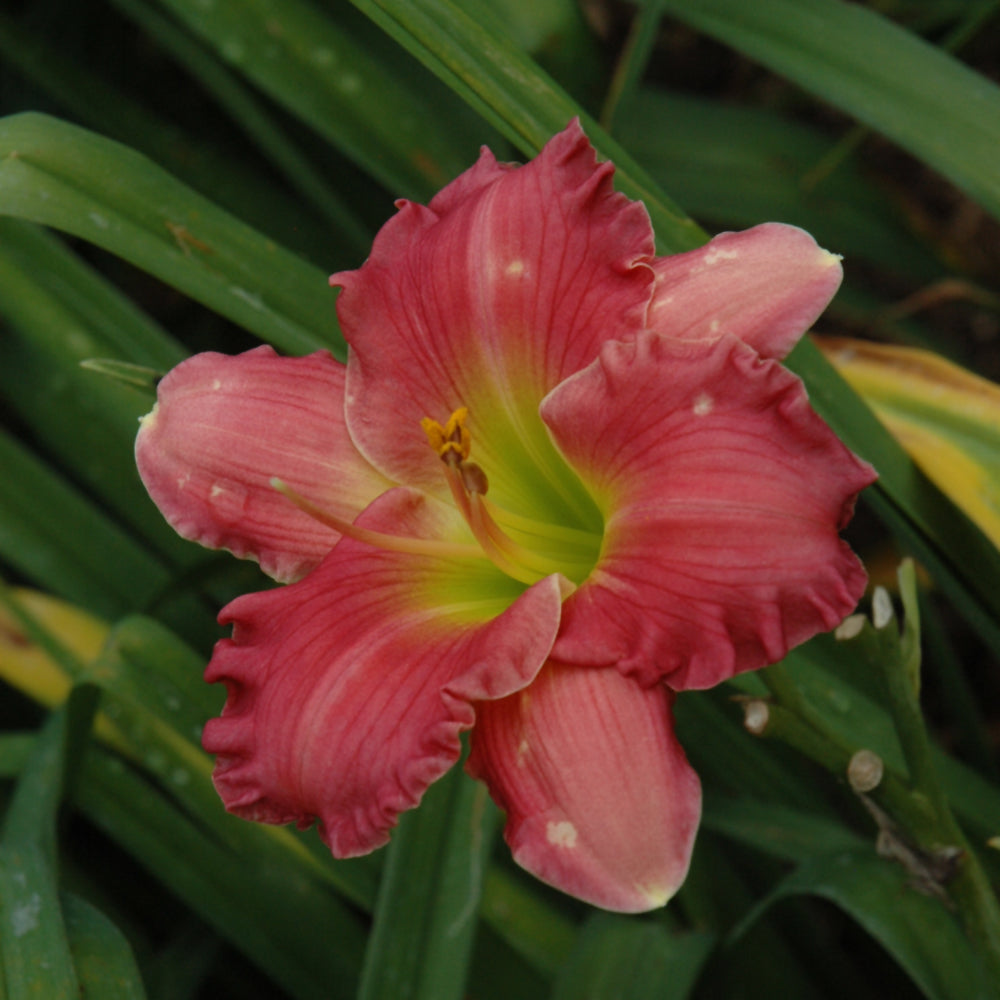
[420, 408, 600, 586]
[273, 407, 601, 589]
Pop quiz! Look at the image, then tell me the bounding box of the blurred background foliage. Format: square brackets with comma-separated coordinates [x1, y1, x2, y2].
[1, 0, 1000, 997]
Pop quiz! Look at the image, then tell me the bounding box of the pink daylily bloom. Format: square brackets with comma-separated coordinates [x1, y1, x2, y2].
[135, 121, 875, 912]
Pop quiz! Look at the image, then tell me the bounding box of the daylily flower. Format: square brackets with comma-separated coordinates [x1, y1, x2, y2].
[135, 121, 875, 912]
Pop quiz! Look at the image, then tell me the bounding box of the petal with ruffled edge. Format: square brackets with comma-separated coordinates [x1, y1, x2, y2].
[136, 346, 392, 583]
[332, 121, 652, 529]
[203, 488, 566, 857]
[647, 224, 843, 360]
[468, 661, 700, 912]
[542, 331, 876, 690]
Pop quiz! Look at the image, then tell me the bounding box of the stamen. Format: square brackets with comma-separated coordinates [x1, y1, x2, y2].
[431, 459, 538, 586]
[421, 408, 592, 586]
[271, 479, 483, 561]
[421, 408, 471, 462]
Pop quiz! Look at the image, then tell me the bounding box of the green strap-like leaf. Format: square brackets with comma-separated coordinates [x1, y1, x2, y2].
[615, 88, 945, 280]
[656, 0, 1000, 224]
[480, 865, 577, 976]
[0, 7, 344, 266]
[0, 219, 201, 565]
[0, 113, 338, 356]
[107, 0, 374, 256]
[63, 893, 148, 1000]
[700, 795, 867, 865]
[0, 432, 183, 622]
[729, 849, 995, 1000]
[347, 0, 705, 253]
[77, 747, 363, 1000]
[358, 765, 497, 1000]
[0, 687, 100, 999]
[153, 0, 482, 199]
[552, 913, 715, 1000]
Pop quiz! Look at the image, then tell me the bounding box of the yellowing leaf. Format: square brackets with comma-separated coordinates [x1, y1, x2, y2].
[821, 337, 1000, 550]
[0, 589, 126, 749]
[0, 589, 108, 707]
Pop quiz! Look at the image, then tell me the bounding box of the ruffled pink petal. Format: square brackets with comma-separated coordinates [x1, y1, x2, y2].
[135, 346, 391, 583]
[542, 331, 876, 690]
[647, 224, 843, 360]
[202, 488, 565, 857]
[468, 661, 700, 912]
[332, 121, 653, 518]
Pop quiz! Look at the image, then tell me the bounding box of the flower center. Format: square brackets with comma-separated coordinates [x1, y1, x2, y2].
[271, 408, 601, 588]
[420, 408, 598, 587]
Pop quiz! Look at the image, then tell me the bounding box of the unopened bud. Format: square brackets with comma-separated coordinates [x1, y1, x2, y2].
[742, 699, 770, 736]
[848, 749, 884, 793]
[872, 587, 894, 630]
[835, 614, 866, 640]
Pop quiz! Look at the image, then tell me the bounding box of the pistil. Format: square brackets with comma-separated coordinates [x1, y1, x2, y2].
[421, 409, 591, 587]
[273, 407, 596, 589]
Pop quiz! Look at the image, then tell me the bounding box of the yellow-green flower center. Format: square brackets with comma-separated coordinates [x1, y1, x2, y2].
[421, 408, 600, 587]
[271, 407, 602, 589]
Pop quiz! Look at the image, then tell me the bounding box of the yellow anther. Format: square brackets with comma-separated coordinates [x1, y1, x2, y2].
[416, 407, 593, 587]
[277, 406, 597, 590]
[421, 407, 471, 463]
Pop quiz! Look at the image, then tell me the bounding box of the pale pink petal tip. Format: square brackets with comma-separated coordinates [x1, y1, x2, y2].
[469, 662, 701, 913]
[648, 222, 844, 360]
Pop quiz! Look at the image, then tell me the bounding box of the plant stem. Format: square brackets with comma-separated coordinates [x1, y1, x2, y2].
[755, 563, 1000, 990]
[882, 562, 1000, 987]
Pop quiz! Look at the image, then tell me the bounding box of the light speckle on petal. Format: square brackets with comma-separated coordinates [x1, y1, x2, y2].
[693, 392, 714, 416]
[703, 247, 740, 265]
[505, 259, 525, 277]
[546, 820, 578, 848]
[646, 223, 845, 359]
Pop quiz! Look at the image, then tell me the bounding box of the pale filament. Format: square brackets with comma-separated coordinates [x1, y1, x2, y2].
[423, 408, 592, 586]
[270, 479, 483, 561]
[275, 407, 591, 587]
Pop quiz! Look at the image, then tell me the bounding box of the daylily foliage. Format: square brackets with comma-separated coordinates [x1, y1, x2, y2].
[135, 122, 875, 912]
